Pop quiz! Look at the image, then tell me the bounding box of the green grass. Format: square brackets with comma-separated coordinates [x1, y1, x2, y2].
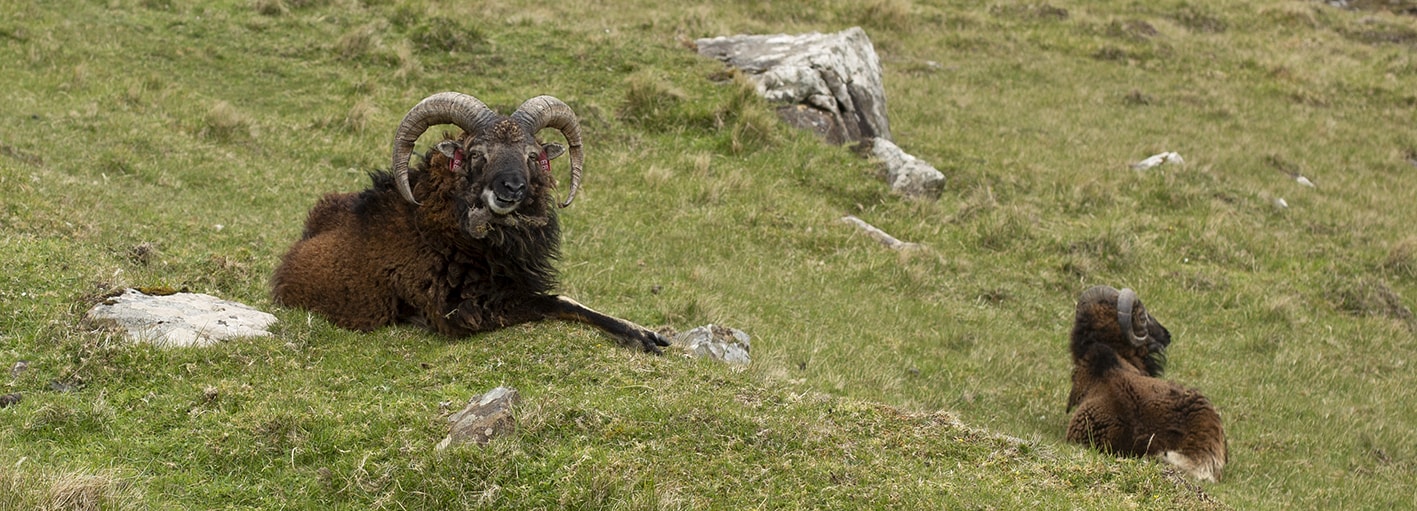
[3, 0, 1416, 508]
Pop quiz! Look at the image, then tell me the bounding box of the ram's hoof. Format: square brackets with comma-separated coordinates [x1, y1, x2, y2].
[638, 330, 671, 355]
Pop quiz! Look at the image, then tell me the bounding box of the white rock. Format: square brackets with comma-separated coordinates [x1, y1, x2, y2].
[697, 27, 892, 143]
[85, 289, 277, 347]
[1131, 151, 1184, 170]
[869, 138, 945, 198]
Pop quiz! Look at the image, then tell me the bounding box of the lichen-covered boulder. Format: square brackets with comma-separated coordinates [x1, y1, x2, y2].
[697, 27, 891, 145]
[697, 27, 945, 198]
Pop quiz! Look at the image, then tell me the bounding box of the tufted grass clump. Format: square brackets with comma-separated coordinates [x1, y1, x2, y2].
[253, 0, 288, 16]
[854, 0, 917, 33]
[0, 467, 141, 511]
[200, 100, 253, 142]
[1328, 275, 1415, 322]
[407, 16, 488, 54]
[1383, 236, 1417, 281]
[335, 22, 387, 61]
[344, 97, 380, 133]
[619, 70, 688, 128]
[716, 75, 783, 155]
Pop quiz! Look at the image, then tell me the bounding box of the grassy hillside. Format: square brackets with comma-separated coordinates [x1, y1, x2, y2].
[3, 0, 1415, 508]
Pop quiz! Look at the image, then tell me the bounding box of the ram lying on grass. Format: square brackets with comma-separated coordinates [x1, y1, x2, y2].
[272, 92, 669, 353]
[1065, 286, 1227, 482]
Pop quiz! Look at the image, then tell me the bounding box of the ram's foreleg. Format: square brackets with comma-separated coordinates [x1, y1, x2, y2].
[525, 296, 669, 353]
[547, 296, 669, 354]
[452, 296, 668, 353]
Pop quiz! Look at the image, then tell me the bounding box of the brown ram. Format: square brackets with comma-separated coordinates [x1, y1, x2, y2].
[1065, 286, 1227, 481]
[271, 92, 669, 353]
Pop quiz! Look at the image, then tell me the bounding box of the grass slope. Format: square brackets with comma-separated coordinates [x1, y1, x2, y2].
[2, 0, 1415, 509]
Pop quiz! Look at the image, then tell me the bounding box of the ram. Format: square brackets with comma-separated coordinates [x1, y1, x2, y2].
[1065, 286, 1227, 481]
[271, 92, 668, 353]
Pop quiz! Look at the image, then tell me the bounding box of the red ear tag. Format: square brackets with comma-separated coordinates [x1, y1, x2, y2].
[451, 148, 464, 171]
[537, 151, 550, 173]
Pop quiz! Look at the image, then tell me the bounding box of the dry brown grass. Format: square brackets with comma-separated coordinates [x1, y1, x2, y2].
[201, 100, 253, 141]
[0, 467, 139, 511]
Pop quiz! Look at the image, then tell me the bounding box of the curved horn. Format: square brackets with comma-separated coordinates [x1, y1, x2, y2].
[391, 92, 499, 205]
[1116, 288, 1150, 347]
[1077, 285, 1119, 309]
[511, 95, 583, 208]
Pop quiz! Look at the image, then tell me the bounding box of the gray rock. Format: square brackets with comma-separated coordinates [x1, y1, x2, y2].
[697, 27, 944, 199]
[437, 386, 519, 450]
[84, 288, 277, 347]
[841, 215, 923, 251]
[775, 103, 852, 145]
[673, 325, 751, 365]
[697, 27, 892, 144]
[868, 138, 945, 199]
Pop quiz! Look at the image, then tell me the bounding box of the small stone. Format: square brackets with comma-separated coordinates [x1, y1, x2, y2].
[673, 324, 752, 365]
[129, 242, 159, 266]
[437, 387, 520, 450]
[0, 393, 20, 408]
[9, 360, 27, 379]
[1131, 151, 1184, 170]
[868, 138, 945, 198]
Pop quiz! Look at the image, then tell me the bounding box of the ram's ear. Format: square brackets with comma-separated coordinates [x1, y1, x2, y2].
[541, 142, 566, 161]
[435, 140, 462, 159]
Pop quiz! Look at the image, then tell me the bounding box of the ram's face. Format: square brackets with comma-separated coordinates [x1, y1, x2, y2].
[436, 120, 565, 216]
[1117, 315, 1170, 376]
[1072, 287, 1173, 377]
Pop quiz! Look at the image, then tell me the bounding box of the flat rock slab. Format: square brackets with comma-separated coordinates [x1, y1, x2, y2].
[85, 288, 277, 347]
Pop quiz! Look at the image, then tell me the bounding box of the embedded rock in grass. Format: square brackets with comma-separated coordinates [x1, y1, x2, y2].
[673, 324, 752, 365]
[867, 138, 945, 199]
[1131, 151, 1184, 170]
[841, 215, 923, 251]
[437, 386, 519, 450]
[697, 27, 891, 144]
[696, 27, 943, 199]
[84, 288, 277, 348]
